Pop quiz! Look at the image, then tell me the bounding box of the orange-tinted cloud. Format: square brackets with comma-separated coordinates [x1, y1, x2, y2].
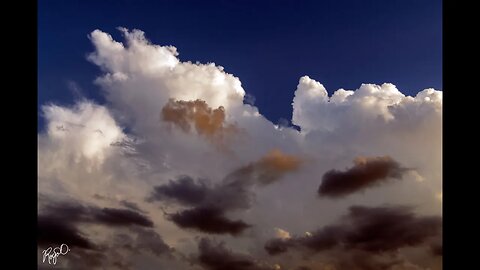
[161, 99, 238, 144]
[258, 149, 302, 175]
[226, 149, 303, 185]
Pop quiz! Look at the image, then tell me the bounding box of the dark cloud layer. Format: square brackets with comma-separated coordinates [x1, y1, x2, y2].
[38, 216, 95, 249]
[198, 238, 275, 270]
[151, 150, 301, 235]
[120, 200, 147, 213]
[169, 207, 251, 236]
[38, 199, 172, 269]
[38, 199, 156, 250]
[93, 207, 154, 227]
[150, 176, 210, 206]
[430, 242, 443, 257]
[265, 205, 442, 256]
[318, 156, 408, 198]
[114, 227, 172, 256]
[41, 200, 154, 228]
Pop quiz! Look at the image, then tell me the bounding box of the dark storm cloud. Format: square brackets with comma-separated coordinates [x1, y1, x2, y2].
[150, 176, 210, 206]
[341, 206, 441, 252]
[38, 199, 172, 269]
[133, 227, 173, 256]
[151, 149, 301, 235]
[332, 250, 410, 270]
[168, 207, 251, 236]
[150, 150, 301, 209]
[38, 216, 95, 249]
[265, 205, 442, 255]
[93, 208, 154, 227]
[41, 200, 154, 228]
[318, 156, 408, 198]
[38, 198, 156, 252]
[152, 175, 252, 235]
[113, 227, 172, 256]
[264, 238, 292, 255]
[197, 238, 275, 270]
[430, 242, 443, 256]
[119, 200, 146, 213]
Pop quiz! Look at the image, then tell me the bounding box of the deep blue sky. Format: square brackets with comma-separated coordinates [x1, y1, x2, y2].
[38, 0, 442, 128]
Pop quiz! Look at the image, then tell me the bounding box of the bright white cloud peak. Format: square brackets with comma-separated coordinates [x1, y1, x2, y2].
[38, 28, 442, 270]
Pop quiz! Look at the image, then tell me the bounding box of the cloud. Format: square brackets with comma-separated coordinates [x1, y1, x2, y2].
[430, 242, 442, 257]
[93, 207, 154, 227]
[38, 216, 95, 250]
[264, 206, 442, 270]
[292, 76, 442, 133]
[149, 174, 252, 235]
[40, 101, 125, 165]
[38, 28, 442, 269]
[264, 205, 441, 255]
[118, 227, 173, 256]
[149, 175, 210, 206]
[168, 207, 251, 236]
[40, 199, 154, 228]
[87, 28, 245, 132]
[119, 200, 147, 213]
[150, 149, 301, 235]
[224, 149, 302, 186]
[244, 93, 256, 106]
[38, 198, 175, 269]
[274, 228, 291, 240]
[197, 238, 276, 270]
[318, 156, 408, 198]
[37, 198, 162, 254]
[161, 98, 239, 146]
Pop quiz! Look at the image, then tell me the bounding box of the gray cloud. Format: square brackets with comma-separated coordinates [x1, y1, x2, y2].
[265, 205, 442, 255]
[119, 200, 147, 213]
[38, 198, 173, 269]
[149, 176, 210, 206]
[38, 28, 443, 270]
[150, 150, 301, 235]
[318, 156, 408, 198]
[38, 216, 95, 250]
[168, 207, 251, 236]
[197, 238, 275, 270]
[40, 199, 154, 228]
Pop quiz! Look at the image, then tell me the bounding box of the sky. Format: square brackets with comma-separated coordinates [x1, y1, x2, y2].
[38, 1, 442, 270]
[38, 0, 442, 128]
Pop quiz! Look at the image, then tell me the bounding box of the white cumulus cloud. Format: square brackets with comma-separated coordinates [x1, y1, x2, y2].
[38, 28, 442, 270]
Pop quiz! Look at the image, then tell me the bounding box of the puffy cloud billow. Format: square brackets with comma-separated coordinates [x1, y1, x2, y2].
[38, 28, 442, 270]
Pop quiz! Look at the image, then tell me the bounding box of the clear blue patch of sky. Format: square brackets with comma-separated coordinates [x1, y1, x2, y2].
[38, 0, 442, 130]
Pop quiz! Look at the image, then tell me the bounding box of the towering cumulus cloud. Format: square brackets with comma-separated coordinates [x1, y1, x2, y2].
[38, 28, 442, 270]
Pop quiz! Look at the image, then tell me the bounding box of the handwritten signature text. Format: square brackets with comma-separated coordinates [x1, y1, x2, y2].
[42, 244, 70, 265]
